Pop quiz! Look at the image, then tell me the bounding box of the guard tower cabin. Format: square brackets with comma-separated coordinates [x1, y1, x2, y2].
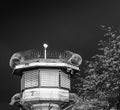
[9, 44, 82, 110]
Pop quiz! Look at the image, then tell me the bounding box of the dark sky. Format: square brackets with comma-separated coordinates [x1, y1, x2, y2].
[1, 1, 120, 109]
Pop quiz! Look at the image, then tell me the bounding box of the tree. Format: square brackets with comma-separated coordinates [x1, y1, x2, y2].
[74, 26, 120, 110]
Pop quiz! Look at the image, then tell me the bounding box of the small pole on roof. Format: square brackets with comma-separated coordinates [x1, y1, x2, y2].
[43, 43, 48, 60]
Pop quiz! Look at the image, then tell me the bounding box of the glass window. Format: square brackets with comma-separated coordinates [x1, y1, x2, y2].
[60, 72, 70, 89]
[40, 70, 59, 87]
[24, 70, 39, 88]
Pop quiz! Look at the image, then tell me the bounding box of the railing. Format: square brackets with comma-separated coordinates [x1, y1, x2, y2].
[10, 49, 82, 69]
[19, 49, 69, 60]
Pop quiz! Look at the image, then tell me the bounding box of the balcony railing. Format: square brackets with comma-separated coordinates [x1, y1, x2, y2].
[10, 49, 82, 69]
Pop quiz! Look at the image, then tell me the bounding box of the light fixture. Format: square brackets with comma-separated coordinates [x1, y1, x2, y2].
[43, 43, 48, 60]
[43, 43, 48, 49]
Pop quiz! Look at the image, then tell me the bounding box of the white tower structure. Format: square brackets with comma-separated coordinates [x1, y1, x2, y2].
[9, 44, 82, 110]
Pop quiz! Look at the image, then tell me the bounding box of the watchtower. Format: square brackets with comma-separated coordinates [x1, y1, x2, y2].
[9, 44, 82, 110]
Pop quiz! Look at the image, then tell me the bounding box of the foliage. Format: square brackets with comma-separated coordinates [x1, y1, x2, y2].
[74, 26, 120, 110]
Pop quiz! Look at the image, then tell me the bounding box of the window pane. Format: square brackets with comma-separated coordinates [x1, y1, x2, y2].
[40, 70, 59, 87]
[60, 72, 70, 89]
[24, 70, 39, 88]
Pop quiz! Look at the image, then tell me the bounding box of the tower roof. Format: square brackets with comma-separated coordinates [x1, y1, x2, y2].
[10, 49, 82, 75]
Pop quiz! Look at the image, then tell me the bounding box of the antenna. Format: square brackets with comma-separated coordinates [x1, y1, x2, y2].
[43, 43, 48, 60]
